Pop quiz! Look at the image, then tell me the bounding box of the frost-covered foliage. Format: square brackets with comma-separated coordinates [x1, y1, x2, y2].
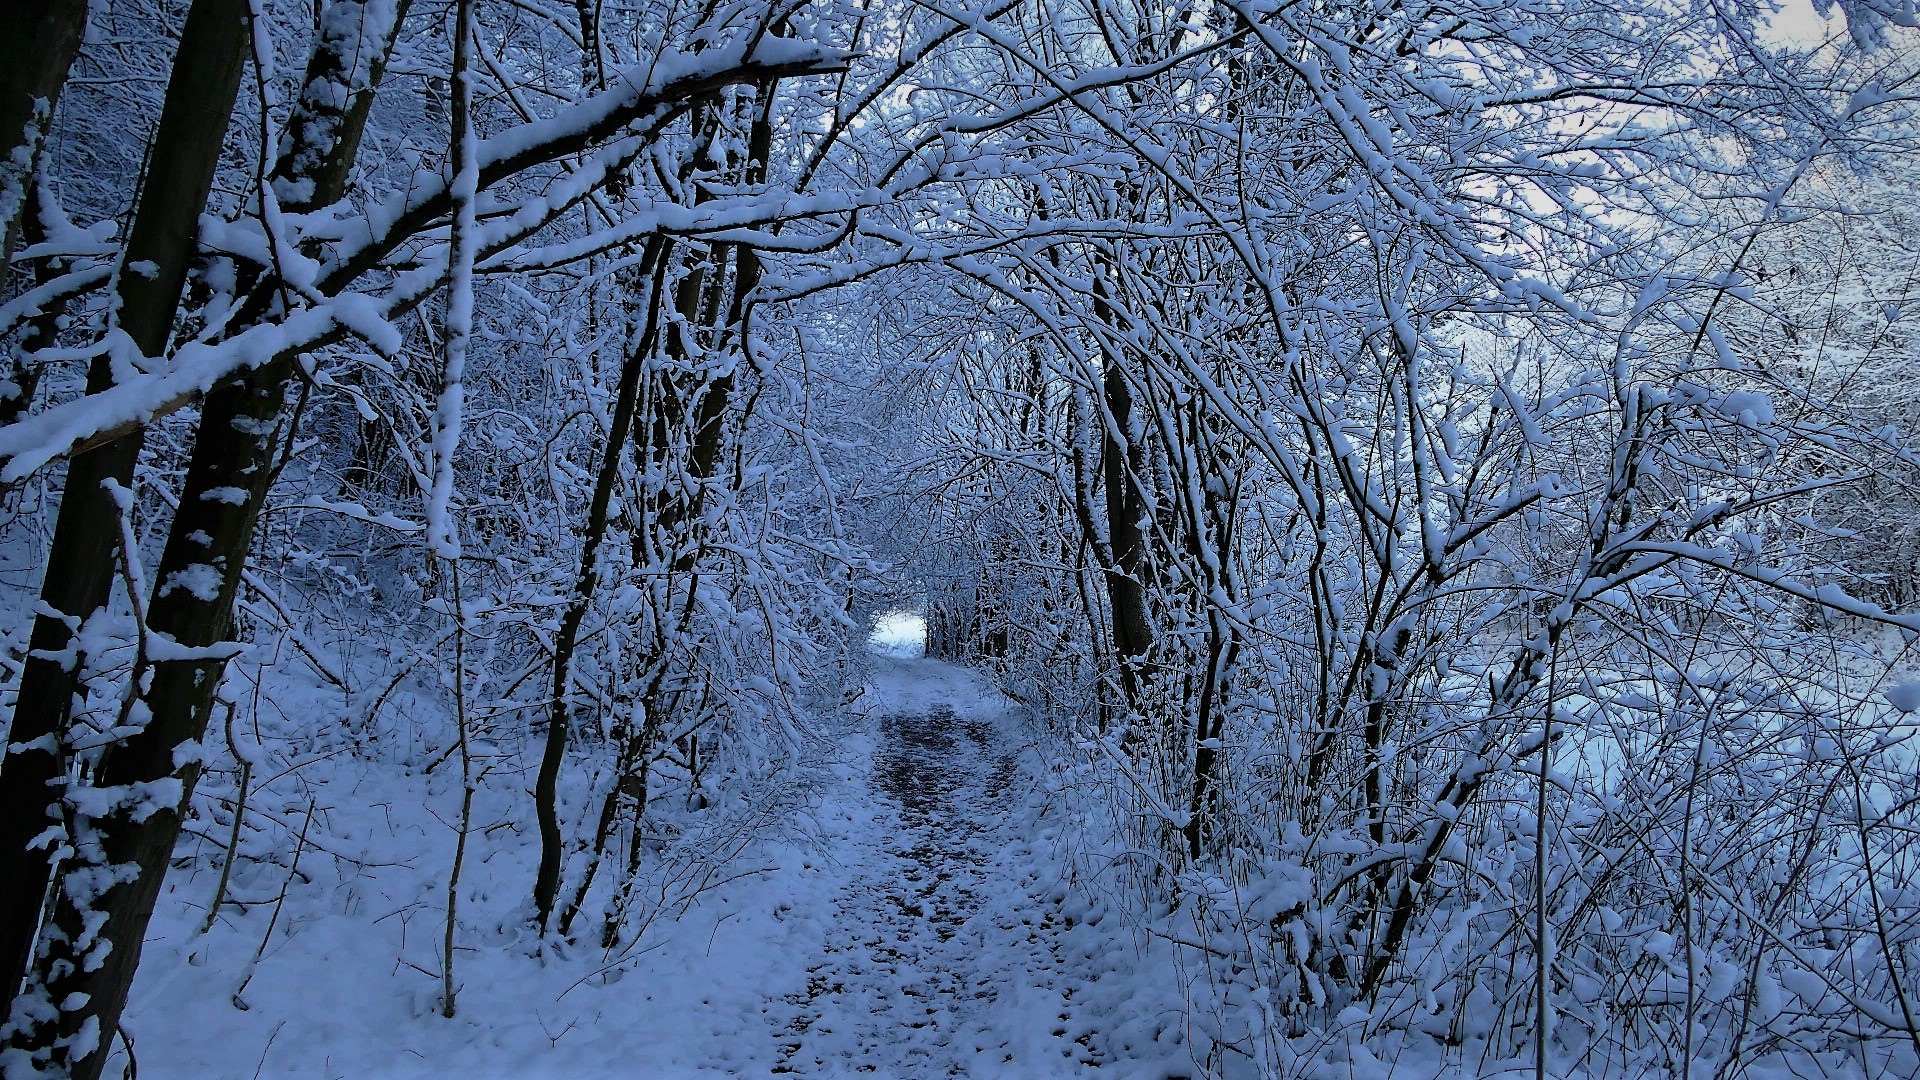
[1, 0, 1918, 1075]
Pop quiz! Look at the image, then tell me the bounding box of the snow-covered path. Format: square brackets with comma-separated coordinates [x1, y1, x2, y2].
[763, 657, 1105, 1077]
[122, 655, 1182, 1079]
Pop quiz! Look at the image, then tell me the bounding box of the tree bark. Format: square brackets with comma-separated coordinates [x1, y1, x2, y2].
[535, 237, 671, 932]
[9, 2, 407, 1070]
[0, 0, 87, 277]
[0, 0, 253, 1043]
[1092, 269, 1153, 712]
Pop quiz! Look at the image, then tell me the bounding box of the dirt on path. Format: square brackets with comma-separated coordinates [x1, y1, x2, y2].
[764, 658, 1102, 1078]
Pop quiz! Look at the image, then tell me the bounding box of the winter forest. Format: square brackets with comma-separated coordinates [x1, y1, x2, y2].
[3, 0, 1920, 1076]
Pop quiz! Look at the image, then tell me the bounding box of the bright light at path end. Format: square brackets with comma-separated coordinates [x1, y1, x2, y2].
[869, 610, 927, 657]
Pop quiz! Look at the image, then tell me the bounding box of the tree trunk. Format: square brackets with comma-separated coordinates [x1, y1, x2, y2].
[534, 237, 671, 932]
[0, 0, 87, 277]
[29, 356, 285, 1076]
[0, 0, 253, 1043]
[10, 2, 408, 1070]
[591, 81, 773, 941]
[1093, 281, 1153, 710]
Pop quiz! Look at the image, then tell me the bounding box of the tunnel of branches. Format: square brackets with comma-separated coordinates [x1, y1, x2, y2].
[2, 0, 1920, 1075]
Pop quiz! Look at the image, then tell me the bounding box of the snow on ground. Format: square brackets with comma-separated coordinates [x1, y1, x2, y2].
[111, 653, 1189, 1079]
[97, 636, 1864, 1080]
[769, 657, 1110, 1077]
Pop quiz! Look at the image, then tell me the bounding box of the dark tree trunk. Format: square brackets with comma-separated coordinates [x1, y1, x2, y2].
[0, 0, 87, 276]
[1094, 294, 1153, 709]
[1181, 411, 1242, 859]
[588, 80, 775, 941]
[9, 2, 409, 1070]
[535, 237, 671, 932]
[30, 354, 285, 1076]
[0, 0, 254, 1043]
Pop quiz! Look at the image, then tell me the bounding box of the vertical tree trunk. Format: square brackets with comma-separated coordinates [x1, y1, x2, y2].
[535, 237, 671, 932]
[1091, 269, 1153, 712]
[28, 357, 281, 1077]
[589, 77, 777, 942]
[0, 0, 87, 276]
[1181, 412, 1242, 858]
[0, 0, 253, 1041]
[11, 2, 408, 1070]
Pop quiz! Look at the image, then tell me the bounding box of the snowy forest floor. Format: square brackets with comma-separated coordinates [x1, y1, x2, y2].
[110, 656, 1192, 1079]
